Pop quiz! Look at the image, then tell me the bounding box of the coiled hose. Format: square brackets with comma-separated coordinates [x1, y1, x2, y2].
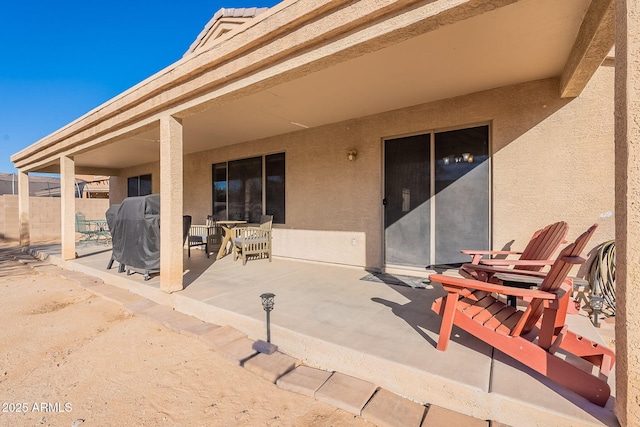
[587, 240, 616, 317]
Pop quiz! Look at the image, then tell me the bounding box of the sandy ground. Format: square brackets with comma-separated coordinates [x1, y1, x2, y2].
[0, 246, 371, 427]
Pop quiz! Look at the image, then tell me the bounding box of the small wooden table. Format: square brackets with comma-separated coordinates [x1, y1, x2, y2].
[215, 220, 248, 260]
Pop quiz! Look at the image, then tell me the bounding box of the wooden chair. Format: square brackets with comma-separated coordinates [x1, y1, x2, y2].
[183, 215, 192, 246]
[459, 221, 569, 308]
[461, 221, 568, 280]
[430, 225, 615, 407]
[233, 215, 273, 265]
[187, 217, 211, 258]
[206, 215, 222, 251]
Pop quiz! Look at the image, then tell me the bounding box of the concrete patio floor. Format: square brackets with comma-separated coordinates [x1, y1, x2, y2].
[27, 242, 618, 427]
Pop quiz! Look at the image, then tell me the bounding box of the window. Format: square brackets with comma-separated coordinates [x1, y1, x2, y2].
[212, 164, 227, 220]
[229, 156, 262, 222]
[127, 174, 152, 197]
[266, 153, 285, 223]
[212, 153, 285, 224]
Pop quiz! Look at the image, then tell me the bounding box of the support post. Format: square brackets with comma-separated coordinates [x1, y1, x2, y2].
[17, 170, 30, 247]
[60, 155, 76, 260]
[159, 115, 184, 293]
[614, 0, 640, 424]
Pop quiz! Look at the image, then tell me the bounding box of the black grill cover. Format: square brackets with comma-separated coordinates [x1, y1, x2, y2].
[105, 203, 120, 236]
[109, 195, 160, 271]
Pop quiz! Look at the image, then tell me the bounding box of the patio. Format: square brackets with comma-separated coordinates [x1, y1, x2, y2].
[27, 242, 617, 427]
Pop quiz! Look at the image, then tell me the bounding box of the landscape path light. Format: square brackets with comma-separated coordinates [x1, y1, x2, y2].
[253, 293, 278, 354]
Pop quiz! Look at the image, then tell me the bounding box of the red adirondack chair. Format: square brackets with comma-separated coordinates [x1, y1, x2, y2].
[430, 224, 615, 406]
[460, 221, 569, 308]
[461, 221, 568, 280]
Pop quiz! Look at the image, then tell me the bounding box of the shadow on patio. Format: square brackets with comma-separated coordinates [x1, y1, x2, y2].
[26, 241, 617, 427]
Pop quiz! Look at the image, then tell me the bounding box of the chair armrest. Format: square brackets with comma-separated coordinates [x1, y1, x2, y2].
[460, 249, 523, 264]
[479, 259, 555, 267]
[560, 255, 586, 265]
[460, 250, 522, 256]
[429, 273, 559, 300]
[461, 263, 549, 278]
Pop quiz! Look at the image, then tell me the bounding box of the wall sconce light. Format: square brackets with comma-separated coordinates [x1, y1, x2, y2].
[347, 149, 357, 161]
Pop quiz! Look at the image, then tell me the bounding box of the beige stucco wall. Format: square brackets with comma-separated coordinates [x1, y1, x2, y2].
[492, 67, 615, 272]
[109, 161, 161, 203]
[0, 196, 110, 242]
[112, 67, 614, 272]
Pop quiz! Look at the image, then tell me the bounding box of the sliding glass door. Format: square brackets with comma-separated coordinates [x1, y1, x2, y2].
[384, 134, 431, 266]
[384, 125, 489, 268]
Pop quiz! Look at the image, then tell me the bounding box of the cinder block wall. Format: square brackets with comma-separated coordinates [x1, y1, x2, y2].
[0, 195, 110, 242]
[0, 196, 19, 241]
[29, 197, 60, 241]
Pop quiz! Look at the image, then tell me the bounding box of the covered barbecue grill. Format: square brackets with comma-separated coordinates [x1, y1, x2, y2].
[106, 194, 160, 280]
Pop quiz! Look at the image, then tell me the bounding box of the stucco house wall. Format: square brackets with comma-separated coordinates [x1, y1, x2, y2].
[492, 66, 615, 267]
[109, 162, 161, 203]
[111, 65, 614, 272]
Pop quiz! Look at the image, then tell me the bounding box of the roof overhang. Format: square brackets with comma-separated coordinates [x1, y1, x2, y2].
[11, 0, 614, 174]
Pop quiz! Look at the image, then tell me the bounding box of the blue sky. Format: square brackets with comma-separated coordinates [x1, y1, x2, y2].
[0, 1, 279, 173]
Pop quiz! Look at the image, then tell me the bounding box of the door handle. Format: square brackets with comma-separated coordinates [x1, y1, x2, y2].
[382, 198, 388, 206]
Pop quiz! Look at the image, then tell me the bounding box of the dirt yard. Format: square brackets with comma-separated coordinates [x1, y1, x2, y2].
[0, 246, 371, 426]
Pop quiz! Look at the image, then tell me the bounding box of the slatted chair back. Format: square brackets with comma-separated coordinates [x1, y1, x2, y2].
[515, 221, 568, 271]
[513, 224, 597, 335]
[206, 215, 222, 246]
[259, 215, 273, 230]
